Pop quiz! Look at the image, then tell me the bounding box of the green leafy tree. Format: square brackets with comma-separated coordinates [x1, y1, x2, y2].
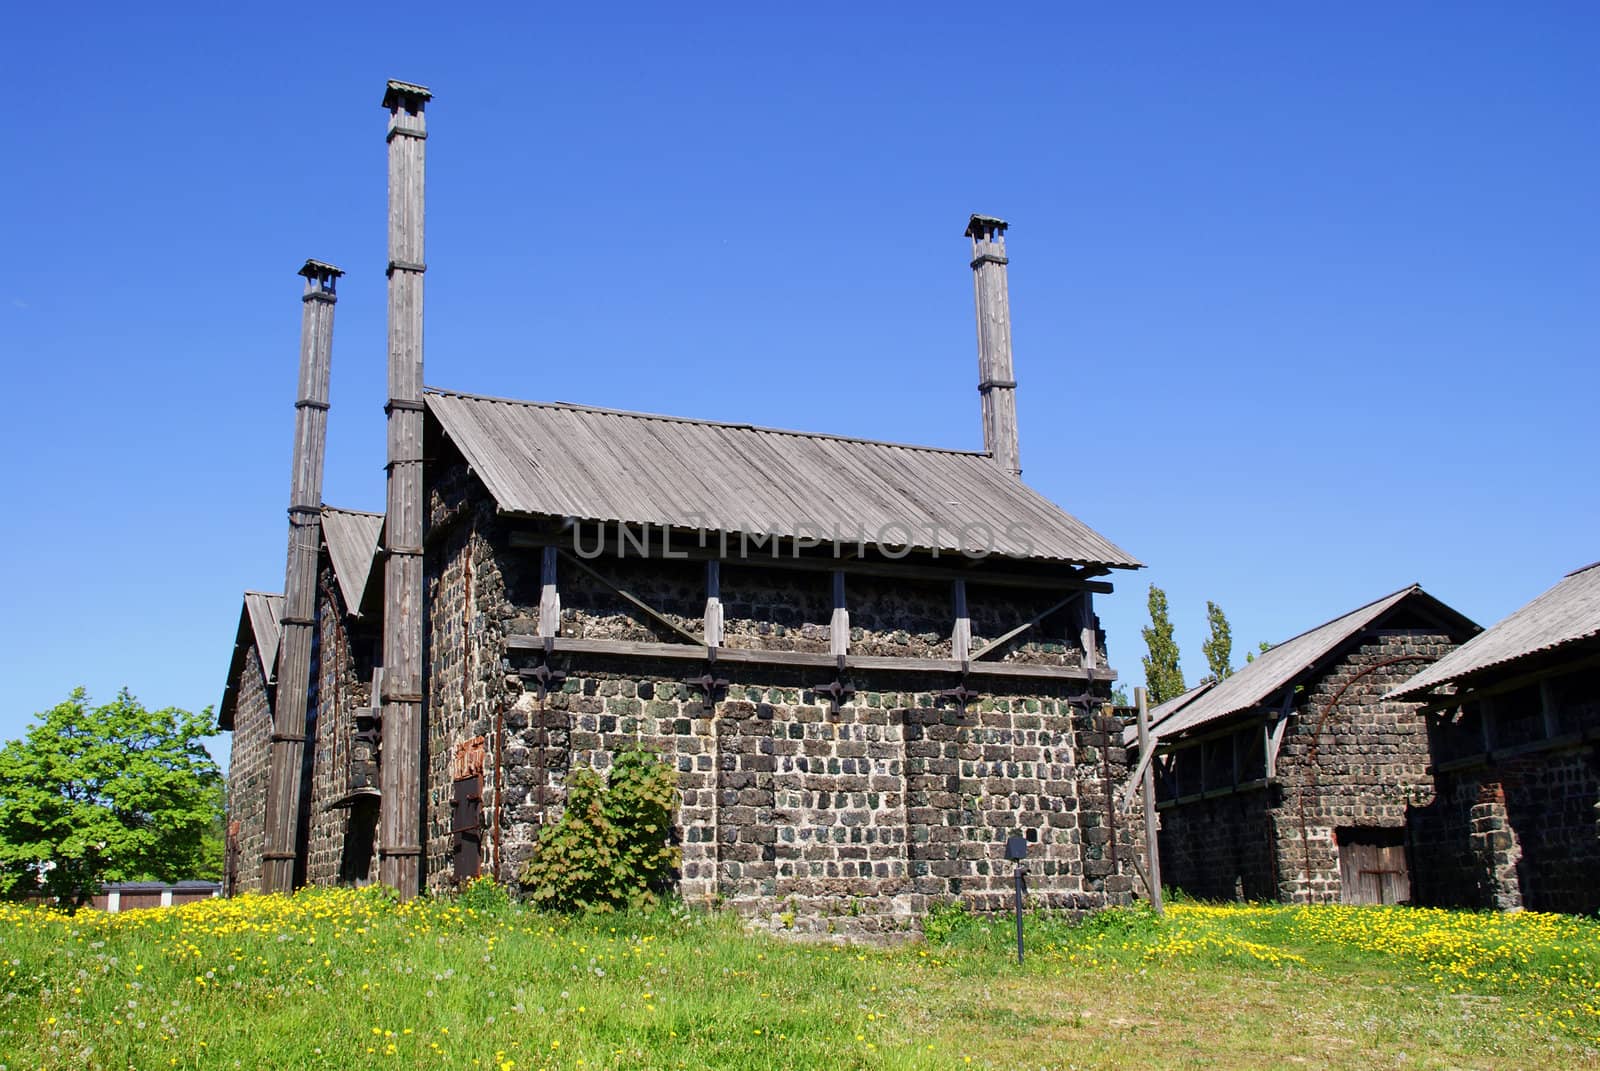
[1202, 601, 1234, 683]
[520, 746, 680, 912]
[0, 689, 222, 906]
[1141, 585, 1187, 705]
[1246, 639, 1272, 664]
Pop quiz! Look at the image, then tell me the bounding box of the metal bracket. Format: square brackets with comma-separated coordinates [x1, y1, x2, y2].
[684, 664, 731, 714]
[812, 657, 856, 713]
[938, 668, 981, 713]
[524, 638, 568, 702]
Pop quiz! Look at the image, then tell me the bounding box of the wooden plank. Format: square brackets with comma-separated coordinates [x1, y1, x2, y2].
[504, 633, 1112, 682]
[261, 260, 340, 895]
[558, 550, 703, 645]
[508, 529, 1113, 592]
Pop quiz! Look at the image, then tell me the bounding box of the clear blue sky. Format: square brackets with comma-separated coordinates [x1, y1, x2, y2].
[3, 6, 1596, 768]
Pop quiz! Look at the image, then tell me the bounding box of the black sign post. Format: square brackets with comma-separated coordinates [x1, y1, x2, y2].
[1005, 834, 1028, 965]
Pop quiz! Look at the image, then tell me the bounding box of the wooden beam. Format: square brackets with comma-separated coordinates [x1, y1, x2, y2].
[1136, 687, 1163, 916]
[1539, 679, 1560, 739]
[1265, 687, 1293, 780]
[508, 529, 1113, 592]
[558, 550, 704, 646]
[968, 592, 1079, 662]
[505, 633, 1113, 682]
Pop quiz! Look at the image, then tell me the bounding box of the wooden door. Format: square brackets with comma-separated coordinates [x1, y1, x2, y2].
[1337, 831, 1410, 905]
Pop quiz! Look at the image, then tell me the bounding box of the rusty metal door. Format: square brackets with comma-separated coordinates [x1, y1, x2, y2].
[1337, 832, 1410, 905]
[451, 774, 483, 883]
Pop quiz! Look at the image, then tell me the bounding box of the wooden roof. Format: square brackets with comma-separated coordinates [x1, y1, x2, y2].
[1147, 585, 1478, 740]
[218, 591, 283, 731]
[1391, 562, 1600, 699]
[425, 388, 1141, 569]
[322, 506, 383, 614]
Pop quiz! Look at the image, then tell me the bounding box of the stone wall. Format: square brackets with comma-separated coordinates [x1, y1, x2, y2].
[304, 565, 380, 887]
[415, 457, 1140, 930]
[224, 644, 272, 896]
[1411, 664, 1600, 914]
[1271, 632, 1455, 903]
[1157, 791, 1279, 901]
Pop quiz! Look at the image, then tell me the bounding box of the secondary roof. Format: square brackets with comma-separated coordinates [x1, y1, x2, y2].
[1147, 585, 1478, 740]
[1391, 561, 1600, 700]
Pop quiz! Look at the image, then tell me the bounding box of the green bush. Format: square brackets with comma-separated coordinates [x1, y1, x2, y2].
[457, 875, 511, 914]
[519, 746, 680, 912]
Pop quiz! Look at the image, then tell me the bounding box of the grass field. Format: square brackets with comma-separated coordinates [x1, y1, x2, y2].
[2, 885, 1596, 1070]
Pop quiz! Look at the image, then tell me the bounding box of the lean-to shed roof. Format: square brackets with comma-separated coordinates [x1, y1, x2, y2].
[218, 591, 283, 731]
[1391, 562, 1600, 700]
[322, 506, 384, 614]
[424, 389, 1141, 568]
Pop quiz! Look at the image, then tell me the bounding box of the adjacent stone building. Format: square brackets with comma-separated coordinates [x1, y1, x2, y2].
[1392, 562, 1600, 914]
[1144, 585, 1478, 904]
[218, 590, 282, 897]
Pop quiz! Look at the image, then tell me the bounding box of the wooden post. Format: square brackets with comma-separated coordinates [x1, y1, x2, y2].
[537, 547, 560, 639]
[829, 570, 849, 659]
[704, 561, 724, 649]
[1136, 687, 1163, 916]
[262, 259, 342, 894]
[379, 79, 430, 899]
[951, 579, 971, 663]
[966, 214, 1020, 478]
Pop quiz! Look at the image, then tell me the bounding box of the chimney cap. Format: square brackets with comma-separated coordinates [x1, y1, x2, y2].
[382, 80, 433, 109]
[965, 214, 1009, 238]
[299, 259, 345, 280]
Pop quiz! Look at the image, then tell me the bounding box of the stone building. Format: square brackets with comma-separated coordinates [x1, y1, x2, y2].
[221, 508, 384, 893]
[1143, 585, 1478, 904]
[1391, 562, 1600, 914]
[221, 80, 1149, 934]
[218, 590, 282, 897]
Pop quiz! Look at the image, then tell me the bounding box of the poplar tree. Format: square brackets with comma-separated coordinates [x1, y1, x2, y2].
[1202, 601, 1234, 682]
[1141, 585, 1186, 705]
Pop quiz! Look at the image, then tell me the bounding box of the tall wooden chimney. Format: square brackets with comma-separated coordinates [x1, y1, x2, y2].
[262, 258, 343, 893]
[966, 214, 1021, 478]
[378, 79, 430, 898]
